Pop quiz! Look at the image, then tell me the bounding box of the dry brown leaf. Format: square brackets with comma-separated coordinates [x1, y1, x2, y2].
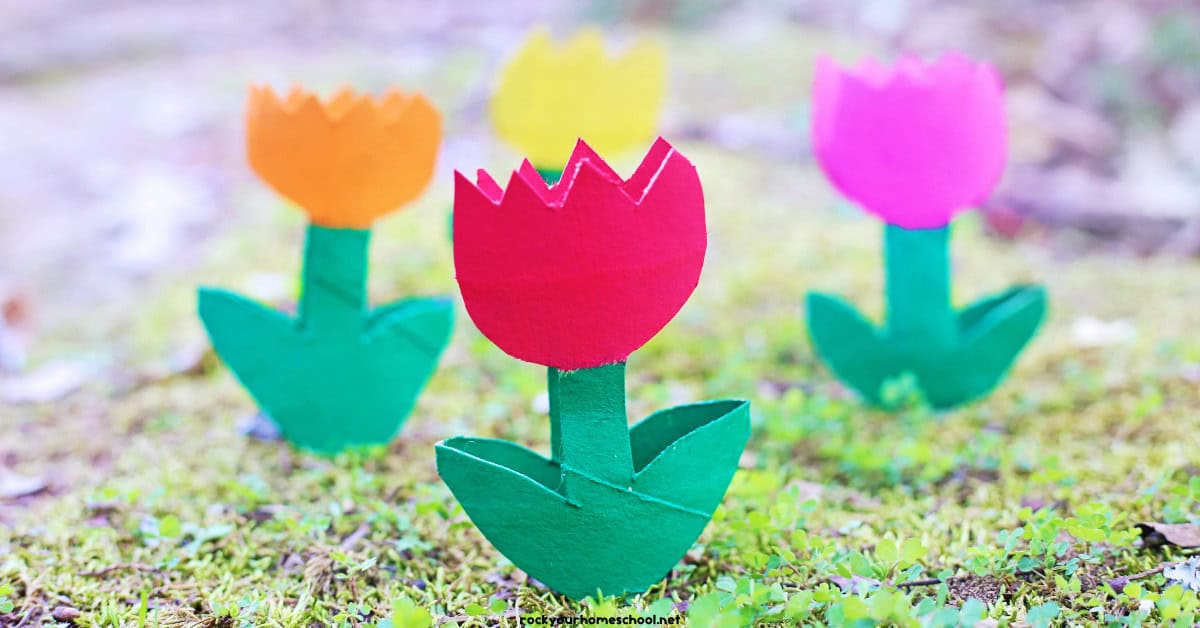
[1, 359, 93, 404]
[829, 574, 880, 594]
[0, 468, 46, 500]
[787, 480, 825, 503]
[1137, 522, 1200, 549]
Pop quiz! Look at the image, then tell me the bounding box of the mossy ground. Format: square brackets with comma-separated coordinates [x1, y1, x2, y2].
[3, 22, 1200, 628]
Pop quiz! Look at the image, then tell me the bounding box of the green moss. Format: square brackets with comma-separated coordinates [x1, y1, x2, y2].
[3, 23, 1200, 628]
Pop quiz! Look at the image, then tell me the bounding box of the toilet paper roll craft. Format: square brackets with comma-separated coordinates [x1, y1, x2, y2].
[437, 138, 749, 600]
[445, 28, 664, 242]
[805, 53, 1047, 410]
[490, 27, 665, 184]
[198, 85, 453, 454]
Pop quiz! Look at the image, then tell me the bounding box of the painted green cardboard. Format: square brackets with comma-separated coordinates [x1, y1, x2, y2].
[807, 224, 1046, 409]
[536, 168, 564, 185]
[199, 224, 453, 454]
[436, 362, 750, 600]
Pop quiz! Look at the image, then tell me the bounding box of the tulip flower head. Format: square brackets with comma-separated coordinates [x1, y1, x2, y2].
[454, 138, 705, 370]
[246, 84, 441, 229]
[490, 29, 665, 170]
[811, 52, 1007, 230]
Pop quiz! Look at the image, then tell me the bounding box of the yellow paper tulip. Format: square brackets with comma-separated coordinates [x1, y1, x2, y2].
[490, 28, 665, 170]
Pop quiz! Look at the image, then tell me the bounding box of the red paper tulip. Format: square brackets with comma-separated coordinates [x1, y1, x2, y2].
[454, 138, 706, 370]
[812, 52, 1007, 229]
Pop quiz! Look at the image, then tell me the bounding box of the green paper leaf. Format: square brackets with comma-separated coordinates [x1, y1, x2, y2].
[437, 363, 749, 600]
[807, 224, 1046, 409]
[199, 224, 453, 454]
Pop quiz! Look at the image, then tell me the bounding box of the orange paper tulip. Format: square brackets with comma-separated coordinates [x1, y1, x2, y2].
[246, 84, 441, 229]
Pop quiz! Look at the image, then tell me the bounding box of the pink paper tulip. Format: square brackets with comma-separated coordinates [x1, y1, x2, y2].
[812, 52, 1007, 230]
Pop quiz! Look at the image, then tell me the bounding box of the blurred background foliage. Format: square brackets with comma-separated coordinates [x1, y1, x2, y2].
[1, 0, 1198, 358]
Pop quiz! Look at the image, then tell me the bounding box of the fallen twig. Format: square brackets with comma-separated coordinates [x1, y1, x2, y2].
[895, 577, 943, 588]
[78, 563, 157, 578]
[438, 609, 524, 625]
[1105, 562, 1176, 591]
[339, 522, 371, 550]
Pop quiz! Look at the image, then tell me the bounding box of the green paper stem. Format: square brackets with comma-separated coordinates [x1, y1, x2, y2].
[436, 385, 750, 600]
[537, 168, 564, 185]
[299, 225, 369, 333]
[884, 224, 954, 347]
[436, 349, 749, 598]
[806, 222, 1048, 409]
[548, 363, 634, 498]
[198, 222, 454, 453]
